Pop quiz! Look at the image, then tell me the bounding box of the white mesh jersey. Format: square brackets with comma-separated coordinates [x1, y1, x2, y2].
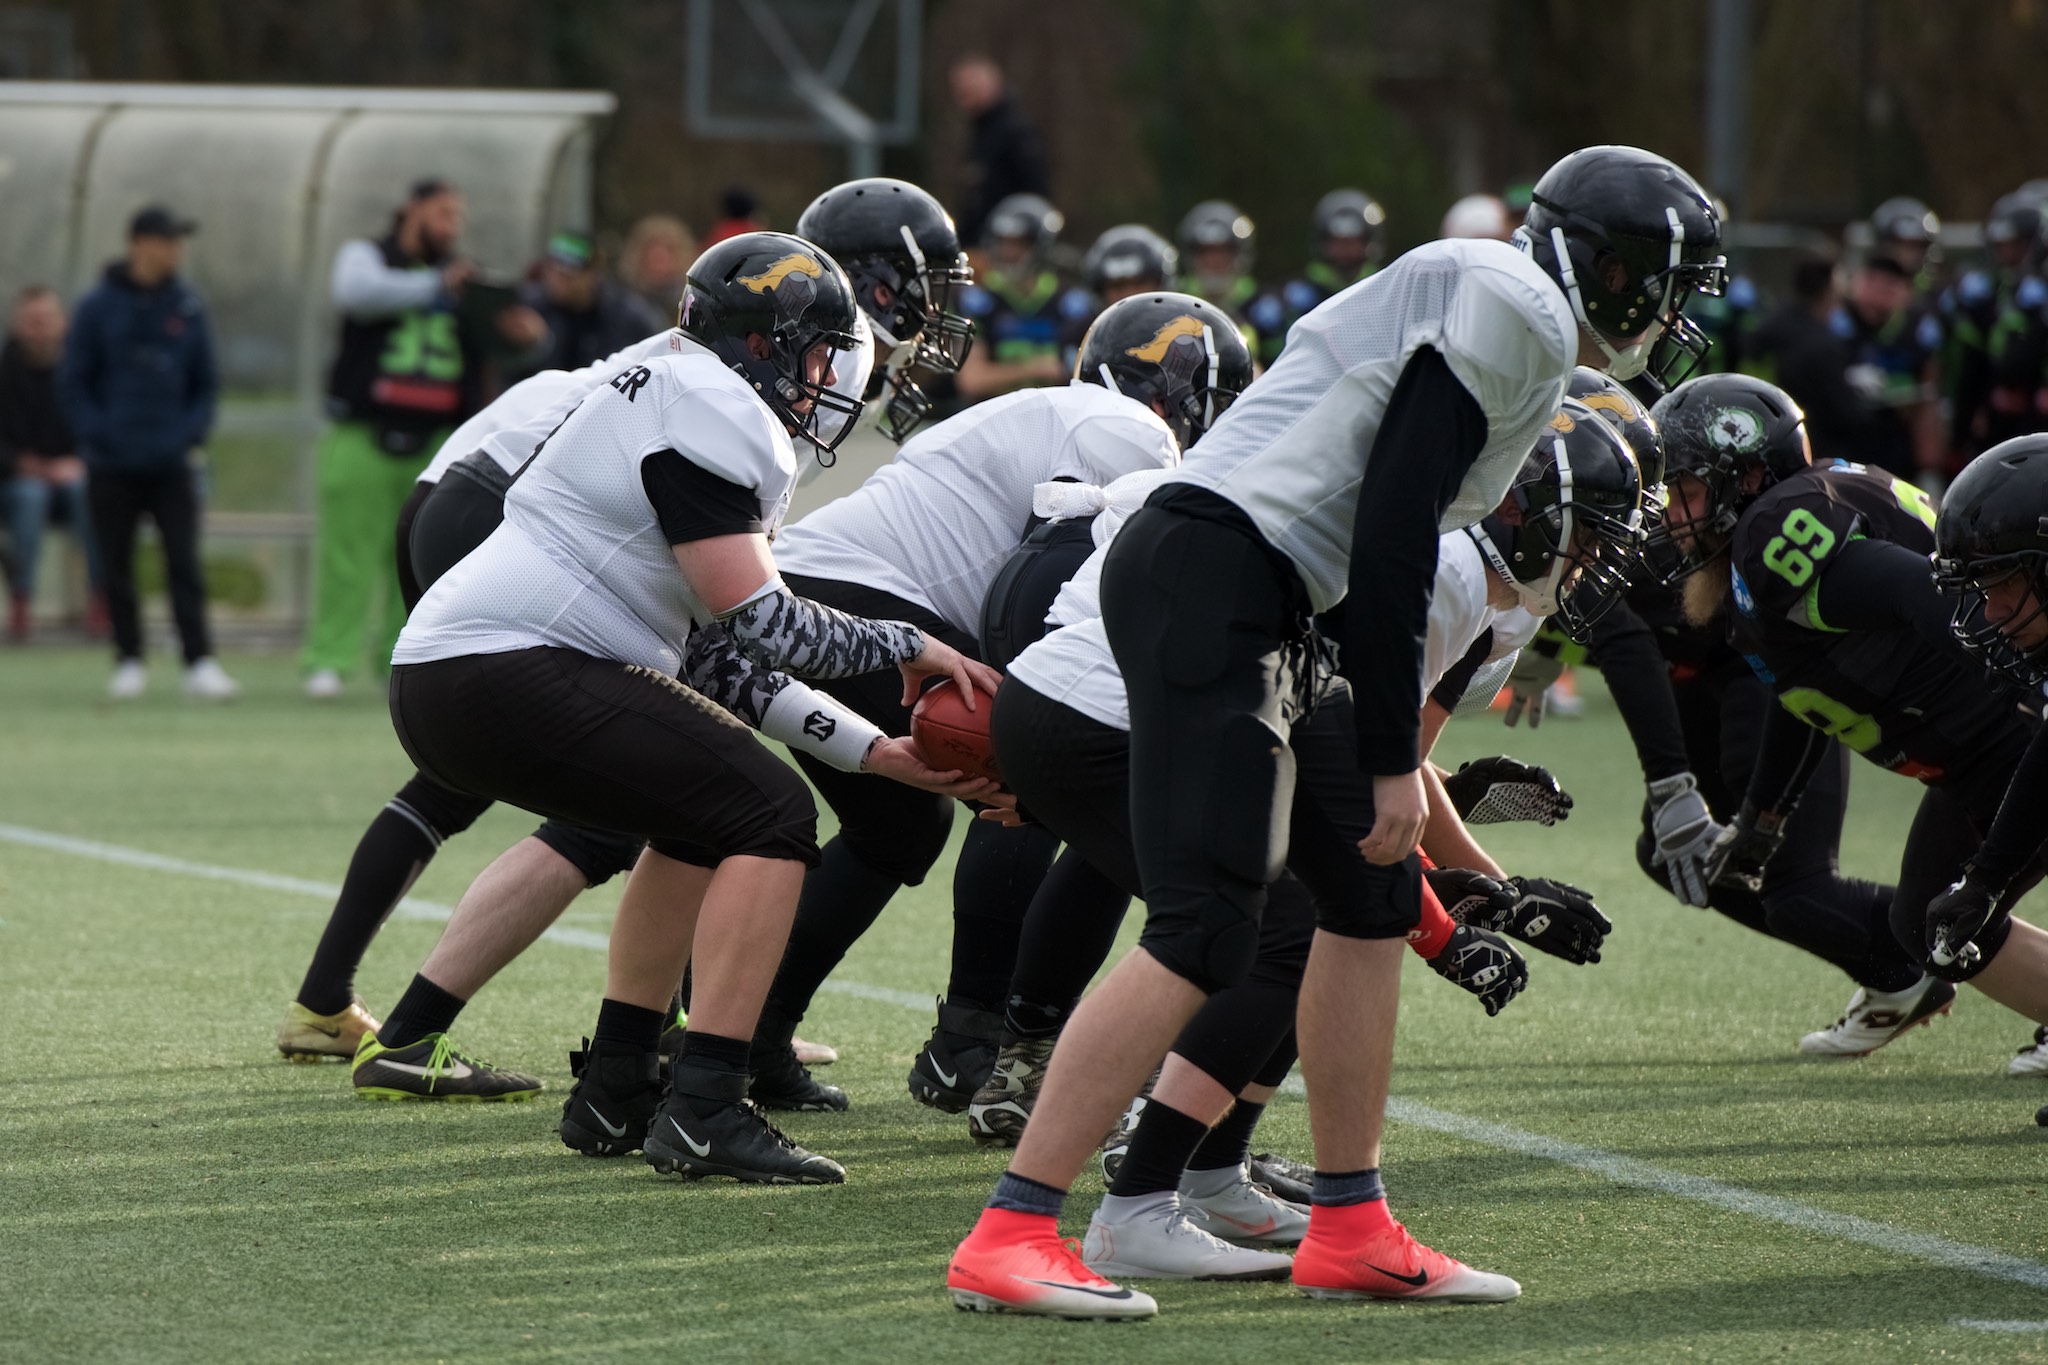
[774, 380, 1179, 635]
[1013, 496, 1524, 734]
[420, 331, 678, 484]
[394, 341, 797, 676]
[1168, 238, 1577, 613]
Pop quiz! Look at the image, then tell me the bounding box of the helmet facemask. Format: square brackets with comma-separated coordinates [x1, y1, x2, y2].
[731, 269, 867, 464]
[1482, 422, 1646, 641]
[842, 232, 975, 444]
[1934, 552, 2048, 688]
[1520, 208, 1728, 390]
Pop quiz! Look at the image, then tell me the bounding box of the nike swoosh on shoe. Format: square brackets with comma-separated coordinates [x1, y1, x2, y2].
[927, 1052, 959, 1088]
[376, 1058, 475, 1080]
[588, 1106, 629, 1138]
[667, 1116, 712, 1157]
[1022, 1279, 1137, 1300]
[1364, 1262, 1429, 1287]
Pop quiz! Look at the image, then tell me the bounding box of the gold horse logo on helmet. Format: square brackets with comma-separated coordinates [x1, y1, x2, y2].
[1125, 314, 1207, 363]
[1549, 410, 1578, 433]
[1575, 392, 1640, 423]
[737, 253, 823, 294]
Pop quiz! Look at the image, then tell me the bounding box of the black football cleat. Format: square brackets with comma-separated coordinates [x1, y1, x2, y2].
[558, 1039, 664, 1157]
[907, 997, 1003, 1113]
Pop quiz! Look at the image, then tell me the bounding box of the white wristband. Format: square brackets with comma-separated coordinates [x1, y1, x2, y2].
[758, 680, 885, 772]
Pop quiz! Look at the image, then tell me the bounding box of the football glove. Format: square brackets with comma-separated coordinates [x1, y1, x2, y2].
[1424, 924, 1528, 1017]
[1501, 650, 1566, 728]
[1647, 772, 1725, 907]
[1497, 875, 1612, 965]
[1702, 801, 1786, 896]
[1927, 875, 2005, 979]
[1442, 755, 1575, 826]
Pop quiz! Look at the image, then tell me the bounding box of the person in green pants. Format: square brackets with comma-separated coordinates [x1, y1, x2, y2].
[304, 179, 542, 697]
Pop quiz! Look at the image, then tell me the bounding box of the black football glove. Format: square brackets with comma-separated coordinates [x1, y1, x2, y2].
[1442, 756, 1575, 826]
[1927, 875, 2006, 979]
[1703, 801, 1786, 895]
[1424, 923, 1528, 1017]
[1495, 874, 1612, 965]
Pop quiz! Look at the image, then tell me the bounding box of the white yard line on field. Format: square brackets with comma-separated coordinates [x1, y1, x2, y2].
[5, 819, 2045, 1295]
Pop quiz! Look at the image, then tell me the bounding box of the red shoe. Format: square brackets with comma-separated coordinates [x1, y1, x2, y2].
[947, 1206, 1158, 1319]
[1292, 1202, 1520, 1303]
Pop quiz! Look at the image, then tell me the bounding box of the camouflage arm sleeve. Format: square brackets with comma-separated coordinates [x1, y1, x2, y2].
[716, 581, 924, 680]
[682, 627, 883, 771]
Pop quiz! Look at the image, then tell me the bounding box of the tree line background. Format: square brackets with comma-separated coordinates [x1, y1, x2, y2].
[25, 0, 2048, 274]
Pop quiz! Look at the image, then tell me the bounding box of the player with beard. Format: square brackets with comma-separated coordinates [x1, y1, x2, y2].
[1658, 380, 2048, 1093]
[943, 144, 1727, 1319]
[1520, 371, 1942, 1055]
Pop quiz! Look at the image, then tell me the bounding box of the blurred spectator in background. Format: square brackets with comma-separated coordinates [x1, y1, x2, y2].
[955, 192, 1068, 400]
[620, 213, 696, 318]
[950, 55, 1050, 247]
[701, 186, 766, 248]
[59, 206, 234, 700]
[1246, 189, 1386, 363]
[1441, 193, 1514, 241]
[1176, 199, 1259, 316]
[303, 179, 542, 700]
[522, 230, 666, 374]
[1871, 195, 1943, 292]
[1827, 253, 1945, 478]
[2, 285, 101, 643]
[1947, 189, 2048, 468]
[1747, 254, 1880, 466]
[1057, 223, 1177, 369]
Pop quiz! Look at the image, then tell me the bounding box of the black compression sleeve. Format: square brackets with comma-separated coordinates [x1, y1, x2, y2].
[1585, 595, 1692, 783]
[1969, 724, 2048, 890]
[640, 449, 763, 544]
[1810, 536, 1952, 649]
[1743, 700, 1833, 816]
[1340, 346, 1489, 775]
[1429, 630, 1493, 714]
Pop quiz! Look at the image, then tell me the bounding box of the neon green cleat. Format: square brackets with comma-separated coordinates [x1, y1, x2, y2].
[352, 1031, 543, 1102]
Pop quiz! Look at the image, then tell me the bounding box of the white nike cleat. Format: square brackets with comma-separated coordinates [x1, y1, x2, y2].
[305, 668, 344, 700]
[1179, 1162, 1310, 1245]
[1798, 976, 1956, 1057]
[2011, 1026, 2048, 1077]
[107, 659, 146, 700]
[1081, 1194, 1294, 1281]
[277, 997, 381, 1061]
[184, 656, 241, 701]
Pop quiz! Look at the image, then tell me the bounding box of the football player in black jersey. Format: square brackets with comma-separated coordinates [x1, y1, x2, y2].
[1619, 373, 1941, 1054]
[1931, 434, 2048, 1087]
[1659, 379, 2048, 1066]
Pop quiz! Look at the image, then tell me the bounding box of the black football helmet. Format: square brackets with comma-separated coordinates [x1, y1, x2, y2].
[1514, 145, 1728, 390]
[1933, 435, 2048, 686]
[1871, 196, 1941, 247]
[1084, 224, 1178, 297]
[1645, 373, 1811, 584]
[1312, 188, 1387, 266]
[1566, 366, 1664, 494]
[1177, 200, 1256, 275]
[1985, 191, 2044, 270]
[796, 177, 976, 443]
[983, 193, 1064, 264]
[1076, 292, 1253, 449]
[1475, 399, 1647, 641]
[678, 231, 867, 463]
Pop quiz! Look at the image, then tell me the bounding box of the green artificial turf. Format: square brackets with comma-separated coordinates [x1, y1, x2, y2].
[2, 648, 2045, 1363]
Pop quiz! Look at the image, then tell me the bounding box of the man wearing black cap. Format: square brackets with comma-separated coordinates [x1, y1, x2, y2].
[303, 180, 541, 699]
[520, 230, 666, 375]
[58, 204, 235, 700]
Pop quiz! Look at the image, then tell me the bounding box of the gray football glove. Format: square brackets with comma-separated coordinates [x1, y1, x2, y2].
[1647, 772, 1725, 907]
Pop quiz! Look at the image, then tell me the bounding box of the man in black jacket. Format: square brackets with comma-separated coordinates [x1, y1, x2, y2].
[950, 56, 1051, 248]
[58, 206, 233, 699]
[1, 285, 99, 642]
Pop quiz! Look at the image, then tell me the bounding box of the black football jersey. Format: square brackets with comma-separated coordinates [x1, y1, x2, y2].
[1729, 461, 2025, 785]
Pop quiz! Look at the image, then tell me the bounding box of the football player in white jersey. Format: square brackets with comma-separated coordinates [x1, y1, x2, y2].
[945, 145, 1726, 1318]
[962, 406, 1634, 1283]
[740, 292, 1250, 1114]
[282, 182, 962, 1075]
[359, 233, 999, 1185]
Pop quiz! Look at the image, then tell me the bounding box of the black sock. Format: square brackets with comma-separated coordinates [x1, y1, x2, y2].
[1003, 993, 1076, 1041]
[765, 839, 901, 1017]
[378, 974, 467, 1049]
[295, 802, 439, 1015]
[1108, 1099, 1210, 1199]
[1189, 1099, 1265, 1172]
[674, 1031, 751, 1116]
[593, 998, 665, 1052]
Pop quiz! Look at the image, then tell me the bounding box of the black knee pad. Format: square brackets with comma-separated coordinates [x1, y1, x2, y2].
[1138, 878, 1265, 994]
[531, 820, 645, 888]
[1313, 853, 1424, 940]
[834, 792, 955, 886]
[392, 773, 493, 841]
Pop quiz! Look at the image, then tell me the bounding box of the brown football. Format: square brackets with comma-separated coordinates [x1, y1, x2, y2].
[910, 678, 1000, 782]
